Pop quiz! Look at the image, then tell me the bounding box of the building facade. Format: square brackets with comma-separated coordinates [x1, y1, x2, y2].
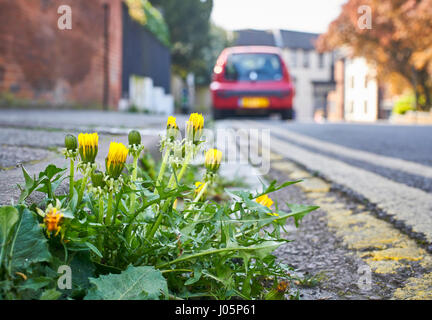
[326, 53, 394, 122]
[343, 57, 379, 122]
[0, 0, 171, 109]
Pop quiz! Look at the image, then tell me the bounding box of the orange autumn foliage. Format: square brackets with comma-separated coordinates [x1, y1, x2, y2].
[317, 0, 432, 110]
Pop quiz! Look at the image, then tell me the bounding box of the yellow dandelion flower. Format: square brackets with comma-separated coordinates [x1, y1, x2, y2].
[105, 142, 129, 179]
[255, 194, 279, 216]
[205, 148, 222, 172]
[195, 181, 205, 194]
[277, 280, 289, 292]
[167, 116, 178, 129]
[43, 207, 64, 237]
[78, 132, 98, 163]
[186, 113, 204, 142]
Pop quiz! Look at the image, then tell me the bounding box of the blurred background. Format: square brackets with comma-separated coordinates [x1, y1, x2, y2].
[0, 0, 432, 124]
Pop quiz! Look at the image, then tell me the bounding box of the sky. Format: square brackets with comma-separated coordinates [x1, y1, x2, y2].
[211, 0, 347, 34]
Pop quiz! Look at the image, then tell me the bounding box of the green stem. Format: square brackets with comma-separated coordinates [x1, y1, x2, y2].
[97, 195, 104, 252]
[156, 147, 171, 185]
[98, 195, 104, 224]
[129, 155, 139, 214]
[147, 151, 193, 240]
[5, 209, 24, 276]
[126, 154, 139, 245]
[192, 184, 208, 222]
[167, 151, 192, 188]
[147, 206, 165, 240]
[193, 182, 207, 203]
[161, 269, 193, 274]
[69, 158, 75, 200]
[106, 191, 113, 225]
[77, 167, 91, 204]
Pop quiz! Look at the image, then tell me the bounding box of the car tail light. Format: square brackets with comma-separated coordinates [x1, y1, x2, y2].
[212, 64, 224, 82]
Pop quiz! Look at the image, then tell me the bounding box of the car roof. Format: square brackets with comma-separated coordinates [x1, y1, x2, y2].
[223, 46, 283, 55]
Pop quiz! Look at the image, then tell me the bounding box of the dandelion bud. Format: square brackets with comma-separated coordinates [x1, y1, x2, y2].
[105, 142, 128, 179]
[204, 148, 222, 173]
[166, 116, 179, 140]
[91, 170, 105, 188]
[128, 130, 141, 146]
[186, 113, 204, 143]
[65, 134, 78, 151]
[167, 116, 178, 130]
[78, 133, 99, 163]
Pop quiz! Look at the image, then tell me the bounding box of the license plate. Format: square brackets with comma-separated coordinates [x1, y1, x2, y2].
[240, 97, 270, 108]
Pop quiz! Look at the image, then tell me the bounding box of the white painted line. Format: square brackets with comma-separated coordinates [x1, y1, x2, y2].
[245, 120, 432, 179]
[232, 121, 432, 243]
[215, 121, 265, 190]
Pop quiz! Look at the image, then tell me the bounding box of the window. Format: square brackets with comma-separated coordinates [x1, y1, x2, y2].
[364, 76, 368, 88]
[348, 101, 354, 113]
[318, 53, 325, 69]
[364, 101, 368, 113]
[224, 53, 283, 81]
[291, 50, 297, 68]
[303, 50, 310, 68]
[350, 76, 355, 89]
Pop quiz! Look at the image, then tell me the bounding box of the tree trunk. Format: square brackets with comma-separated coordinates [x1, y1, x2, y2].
[411, 67, 420, 110]
[419, 69, 432, 111]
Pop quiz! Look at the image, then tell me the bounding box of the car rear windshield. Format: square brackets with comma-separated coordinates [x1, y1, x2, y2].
[224, 53, 283, 81]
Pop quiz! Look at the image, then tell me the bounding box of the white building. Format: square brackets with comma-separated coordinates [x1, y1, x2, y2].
[235, 29, 335, 120]
[343, 57, 379, 122]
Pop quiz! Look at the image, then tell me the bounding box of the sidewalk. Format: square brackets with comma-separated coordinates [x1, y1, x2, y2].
[0, 110, 185, 205]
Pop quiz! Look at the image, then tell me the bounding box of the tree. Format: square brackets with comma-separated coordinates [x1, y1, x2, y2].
[317, 0, 432, 111]
[197, 23, 232, 85]
[149, 0, 214, 83]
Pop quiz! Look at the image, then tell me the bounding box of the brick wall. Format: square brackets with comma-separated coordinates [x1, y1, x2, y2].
[0, 0, 123, 108]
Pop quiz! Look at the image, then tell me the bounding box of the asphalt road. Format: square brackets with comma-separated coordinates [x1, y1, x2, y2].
[273, 121, 432, 166]
[229, 119, 432, 246]
[219, 118, 432, 299]
[267, 120, 432, 193]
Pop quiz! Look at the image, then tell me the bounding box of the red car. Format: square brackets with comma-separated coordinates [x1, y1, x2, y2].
[210, 46, 295, 120]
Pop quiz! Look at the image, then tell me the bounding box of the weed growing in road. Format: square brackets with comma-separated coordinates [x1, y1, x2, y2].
[0, 114, 318, 300]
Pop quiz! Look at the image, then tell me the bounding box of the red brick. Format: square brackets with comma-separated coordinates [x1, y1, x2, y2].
[0, 0, 123, 109]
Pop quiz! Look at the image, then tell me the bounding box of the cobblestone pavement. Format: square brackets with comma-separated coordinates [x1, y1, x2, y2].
[219, 119, 432, 299]
[0, 110, 187, 205]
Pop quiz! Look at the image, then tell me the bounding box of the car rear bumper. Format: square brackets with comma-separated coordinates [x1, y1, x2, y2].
[211, 88, 294, 110]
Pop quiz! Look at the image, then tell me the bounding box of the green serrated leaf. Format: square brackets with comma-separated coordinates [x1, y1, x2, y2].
[68, 251, 96, 293]
[85, 265, 168, 300]
[85, 242, 102, 258]
[157, 241, 282, 268]
[17, 277, 52, 291]
[40, 164, 65, 180]
[0, 206, 19, 266]
[10, 207, 52, 271]
[40, 288, 61, 300]
[287, 203, 319, 227]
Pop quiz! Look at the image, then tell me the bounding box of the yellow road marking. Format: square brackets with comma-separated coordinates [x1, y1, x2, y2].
[271, 158, 432, 299]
